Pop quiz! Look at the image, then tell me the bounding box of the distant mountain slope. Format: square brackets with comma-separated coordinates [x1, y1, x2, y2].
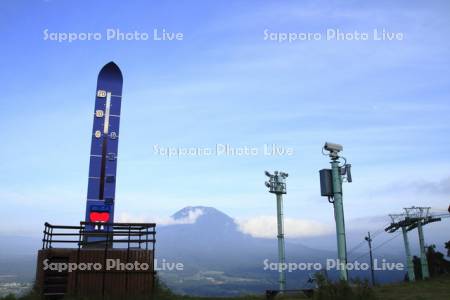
[158, 206, 331, 263]
[156, 206, 347, 295]
[0, 206, 405, 296]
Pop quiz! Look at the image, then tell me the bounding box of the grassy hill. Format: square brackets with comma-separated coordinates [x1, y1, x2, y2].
[153, 274, 450, 300]
[2, 274, 450, 300]
[374, 274, 450, 300]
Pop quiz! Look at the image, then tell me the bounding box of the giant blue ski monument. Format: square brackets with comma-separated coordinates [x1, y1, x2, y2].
[85, 62, 123, 237]
[35, 62, 156, 299]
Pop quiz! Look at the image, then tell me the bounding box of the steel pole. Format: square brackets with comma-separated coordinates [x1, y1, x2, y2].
[417, 222, 430, 279]
[366, 232, 375, 286]
[276, 193, 286, 291]
[401, 226, 415, 282]
[331, 160, 348, 281]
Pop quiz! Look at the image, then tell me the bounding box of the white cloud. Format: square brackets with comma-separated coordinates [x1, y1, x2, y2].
[236, 216, 332, 238]
[117, 208, 204, 226]
[163, 208, 205, 225]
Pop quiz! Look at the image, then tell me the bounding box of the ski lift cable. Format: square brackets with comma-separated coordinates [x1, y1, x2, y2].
[350, 232, 402, 262]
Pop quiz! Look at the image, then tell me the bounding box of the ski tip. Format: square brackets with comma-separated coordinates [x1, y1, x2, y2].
[99, 61, 123, 81]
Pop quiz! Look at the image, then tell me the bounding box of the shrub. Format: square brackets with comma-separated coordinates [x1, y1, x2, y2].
[314, 274, 377, 300]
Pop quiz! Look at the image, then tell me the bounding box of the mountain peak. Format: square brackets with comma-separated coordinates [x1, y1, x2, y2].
[172, 206, 225, 219]
[171, 206, 236, 229]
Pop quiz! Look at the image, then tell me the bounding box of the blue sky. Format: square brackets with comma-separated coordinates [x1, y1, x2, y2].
[0, 0, 449, 252]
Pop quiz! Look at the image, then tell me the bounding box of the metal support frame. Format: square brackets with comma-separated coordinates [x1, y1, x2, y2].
[42, 222, 156, 250]
[265, 171, 288, 291]
[386, 214, 416, 282]
[386, 207, 441, 281]
[330, 159, 348, 281]
[416, 221, 430, 279]
[276, 193, 286, 291]
[401, 226, 415, 282]
[404, 207, 431, 280]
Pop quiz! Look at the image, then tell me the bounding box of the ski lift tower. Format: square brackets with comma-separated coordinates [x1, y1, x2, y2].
[404, 206, 441, 279]
[265, 171, 288, 291]
[385, 214, 416, 282]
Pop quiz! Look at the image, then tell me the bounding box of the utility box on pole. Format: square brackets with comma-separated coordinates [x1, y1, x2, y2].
[319, 169, 333, 197]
